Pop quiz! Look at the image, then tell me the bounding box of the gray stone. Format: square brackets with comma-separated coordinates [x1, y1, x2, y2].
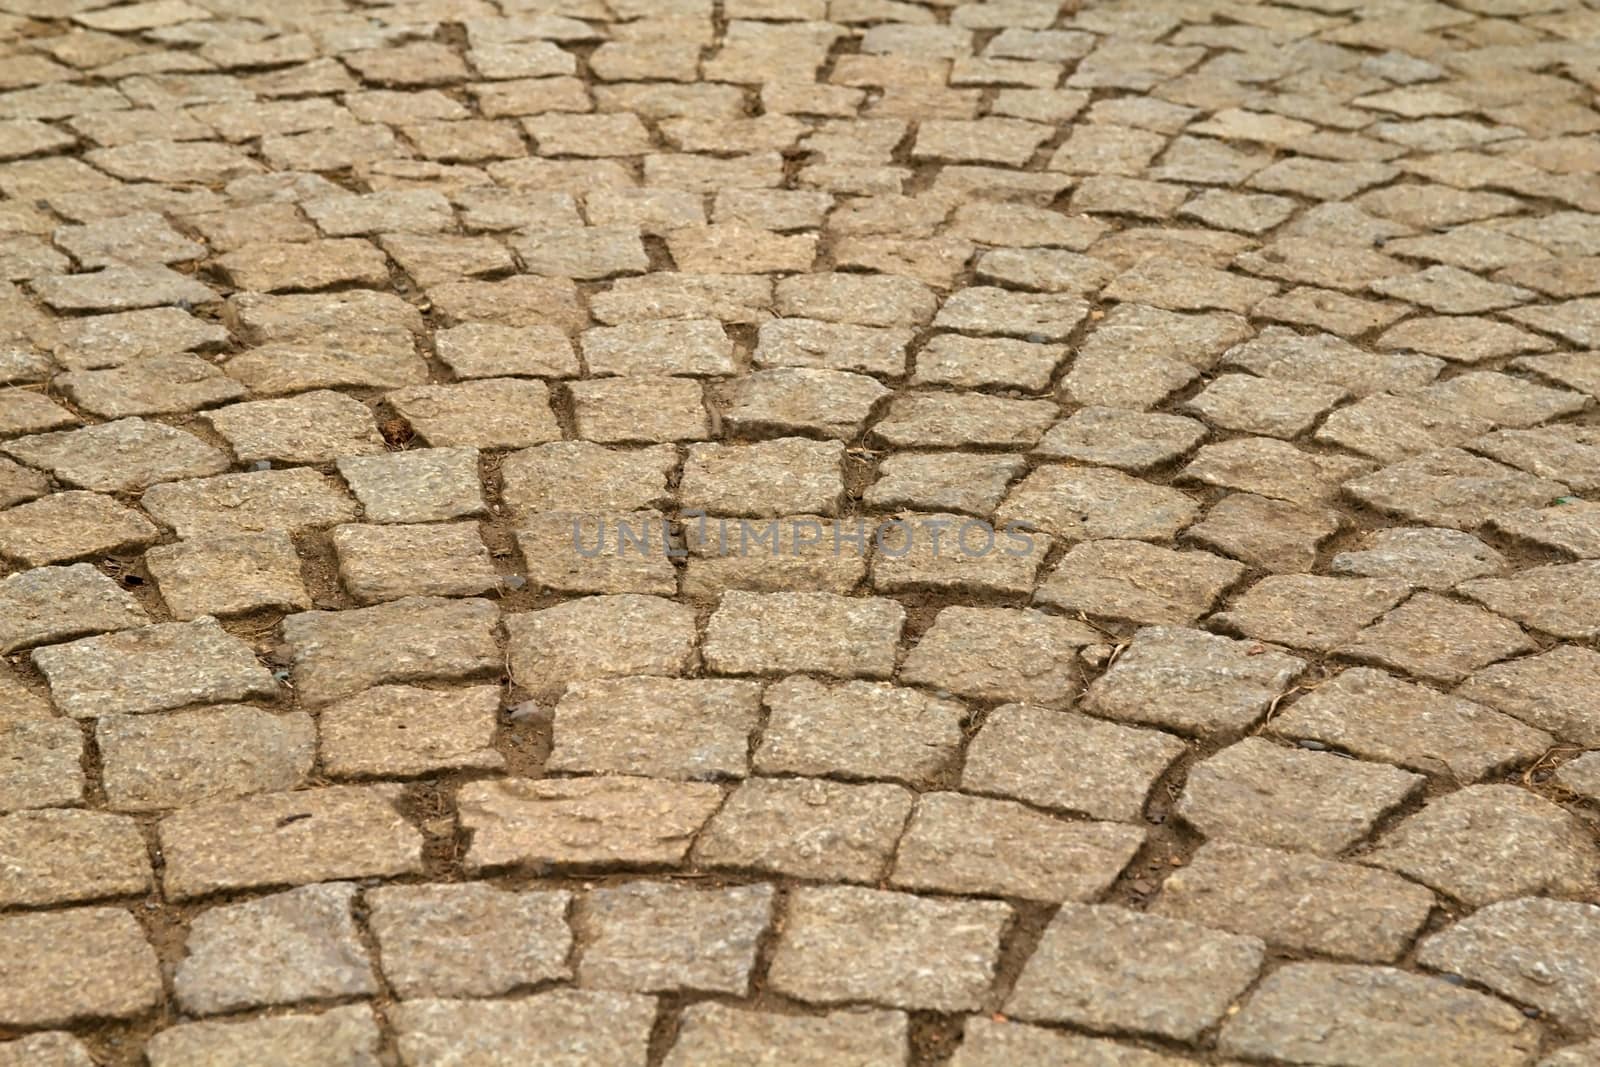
[1084, 626, 1305, 737]
[1458, 646, 1600, 746]
[0, 1033, 95, 1067]
[0, 908, 162, 1027]
[282, 596, 501, 706]
[98, 706, 313, 812]
[1330, 527, 1505, 589]
[1458, 561, 1600, 639]
[393, 991, 655, 1067]
[1219, 963, 1541, 1067]
[434, 322, 578, 380]
[998, 465, 1199, 543]
[1338, 593, 1537, 684]
[1034, 406, 1207, 472]
[1155, 842, 1436, 962]
[460, 775, 722, 871]
[158, 784, 423, 899]
[902, 606, 1097, 708]
[964, 704, 1185, 822]
[367, 883, 572, 999]
[501, 442, 677, 516]
[681, 438, 844, 517]
[507, 594, 696, 696]
[0, 563, 147, 653]
[332, 522, 500, 604]
[581, 319, 737, 378]
[388, 379, 562, 450]
[207, 390, 385, 464]
[1036, 540, 1243, 626]
[1344, 448, 1568, 531]
[1492, 501, 1600, 558]
[2, 417, 228, 492]
[1008, 904, 1264, 1041]
[33, 617, 277, 718]
[753, 675, 966, 786]
[864, 452, 1024, 516]
[1364, 785, 1599, 906]
[578, 881, 773, 995]
[569, 375, 712, 444]
[549, 677, 762, 780]
[146, 532, 311, 619]
[319, 684, 503, 779]
[694, 777, 913, 883]
[0, 808, 151, 908]
[175, 883, 374, 1015]
[664, 1004, 907, 1067]
[769, 886, 1010, 1011]
[952, 1018, 1213, 1067]
[0, 718, 83, 811]
[1211, 574, 1410, 652]
[1185, 493, 1342, 573]
[704, 591, 902, 679]
[142, 467, 358, 539]
[753, 319, 911, 376]
[336, 447, 485, 524]
[1182, 437, 1372, 505]
[144, 1006, 382, 1067]
[1179, 737, 1425, 854]
[1419, 898, 1600, 1033]
[0, 491, 158, 566]
[892, 792, 1144, 902]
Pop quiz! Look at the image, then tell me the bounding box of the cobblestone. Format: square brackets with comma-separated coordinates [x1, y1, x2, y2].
[4, 2, 1598, 1059]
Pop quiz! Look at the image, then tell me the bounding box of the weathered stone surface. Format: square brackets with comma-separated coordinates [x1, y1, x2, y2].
[507, 594, 696, 695]
[695, 756, 904, 868]
[1338, 593, 1536, 684]
[1179, 737, 1425, 855]
[704, 591, 902, 679]
[320, 684, 503, 779]
[1344, 449, 1568, 531]
[3, 417, 228, 492]
[367, 883, 572, 999]
[1219, 963, 1541, 1067]
[337, 447, 484, 524]
[664, 1004, 908, 1067]
[998, 465, 1199, 542]
[1331, 527, 1505, 589]
[1155, 842, 1436, 962]
[754, 675, 965, 786]
[1212, 574, 1410, 652]
[0, 1033, 96, 1067]
[902, 606, 1096, 707]
[1035, 406, 1207, 472]
[158, 784, 424, 899]
[0, 718, 83, 811]
[460, 775, 722, 871]
[392, 991, 656, 1067]
[1458, 646, 1600, 746]
[769, 886, 1010, 1011]
[578, 881, 773, 995]
[99, 706, 313, 812]
[681, 438, 844, 517]
[893, 792, 1144, 903]
[964, 703, 1185, 822]
[1182, 437, 1372, 505]
[0, 563, 146, 653]
[501, 442, 677, 516]
[1458, 561, 1600, 639]
[0, 808, 151, 907]
[1036, 540, 1243, 626]
[951, 1018, 1213, 1067]
[1364, 785, 1599, 906]
[0, 491, 157, 566]
[174, 883, 374, 1015]
[1085, 626, 1304, 737]
[873, 392, 1056, 449]
[208, 390, 385, 464]
[146, 532, 311, 619]
[1008, 904, 1264, 1041]
[550, 677, 761, 781]
[33, 617, 277, 718]
[142, 467, 358, 538]
[144, 1006, 383, 1067]
[282, 596, 501, 706]
[332, 521, 500, 604]
[1418, 898, 1600, 1033]
[0, 908, 162, 1027]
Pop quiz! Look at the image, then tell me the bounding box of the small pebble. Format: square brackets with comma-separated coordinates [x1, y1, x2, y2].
[501, 574, 527, 590]
[251, 459, 272, 471]
[1296, 738, 1329, 751]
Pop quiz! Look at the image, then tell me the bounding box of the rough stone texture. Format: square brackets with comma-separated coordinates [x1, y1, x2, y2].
[141, 468, 358, 538]
[1219, 963, 1541, 1067]
[664, 1004, 908, 1067]
[769, 886, 1010, 1012]
[0, 808, 152, 907]
[892, 792, 1144, 903]
[549, 677, 761, 781]
[952, 1018, 1218, 1067]
[336, 447, 485, 524]
[1211, 575, 1410, 652]
[1338, 593, 1536, 684]
[1083, 626, 1305, 737]
[1179, 738, 1425, 855]
[1007, 904, 1264, 1041]
[158, 785, 424, 900]
[367, 883, 572, 999]
[144, 1007, 383, 1067]
[754, 675, 966, 787]
[319, 684, 503, 779]
[98, 706, 313, 812]
[578, 881, 773, 995]
[695, 777, 913, 883]
[0, 563, 146, 653]
[1363, 785, 1600, 906]
[145, 532, 311, 619]
[0, 491, 158, 566]
[704, 591, 903, 679]
[1035, 540, 1243, 626]
[174, 883, 374, 1015]
[281, 597, 501, 706]
[1457, 646, 1600, 746]
[460, 776, 722, 871]
[964, 704, 1185, 822]
[392, 991, 656, 1067]
[1331, 527, 1506, 589]
[0, 718, 83, 811]
[33, 618, 278, 718]
[1275, 668, 1551, 782]
[332, 522, 500, 603]
[507, 595, 697, 695]
[1418, 898, 1600, 1033]
[1458, 561, 1600, 640]
[901, 606, 1096, 707]
[0, 908, 162, 1027]
[1153, 842, 1437, 962]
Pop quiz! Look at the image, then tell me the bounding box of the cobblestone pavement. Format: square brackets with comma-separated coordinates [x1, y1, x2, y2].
[2, 0, 1600, 1064]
